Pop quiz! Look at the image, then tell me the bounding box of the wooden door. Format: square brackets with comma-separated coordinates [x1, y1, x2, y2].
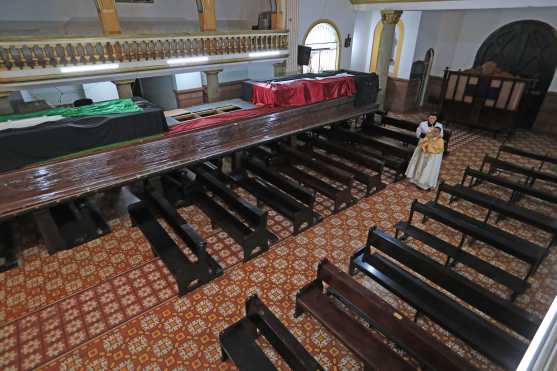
[474, 20, 557, 128]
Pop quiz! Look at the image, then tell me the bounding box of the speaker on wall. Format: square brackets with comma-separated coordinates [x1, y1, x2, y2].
[298, 45, 311, 66]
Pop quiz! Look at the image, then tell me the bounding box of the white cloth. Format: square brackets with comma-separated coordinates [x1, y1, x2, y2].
[416, 121, 443, 138]
[405, 146, 443, 190]
[0, 115, 64, 132]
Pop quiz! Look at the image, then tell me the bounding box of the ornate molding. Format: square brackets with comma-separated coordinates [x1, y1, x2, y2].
[381, 10, 403, 24]
[0, 30, 289, 84]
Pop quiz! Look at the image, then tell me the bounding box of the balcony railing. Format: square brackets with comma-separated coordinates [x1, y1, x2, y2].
[0, 30, 289, 84]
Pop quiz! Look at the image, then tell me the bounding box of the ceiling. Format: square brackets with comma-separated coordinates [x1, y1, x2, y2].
[351, 0, 557, 11]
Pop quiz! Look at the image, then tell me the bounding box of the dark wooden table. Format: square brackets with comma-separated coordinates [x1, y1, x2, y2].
[0, 97, 376, 221]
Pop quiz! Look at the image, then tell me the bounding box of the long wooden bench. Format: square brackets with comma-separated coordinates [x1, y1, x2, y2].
[238, 175, 316, 234]
[437, 181, 557, 247]
[368, 227, 541, 339]
[394, 221, 529, 300]
[482, 155, 557, 187]
[363, 124, 419, 146]
[295, 277, 414, 370]
[462, 167, 557, 205]
[193, 165, 272, 261]
[220, 294, 323, 371]
[320, 127, 411, 180]
[409, 200, 546, 279]
[298, 135, 385, 195]
[317, 259, 476, 371]
[497, 145, 557, 171]
[129, 199, 222, 295]
[375, 115, 452, 155]
[350, 228, 529, 370]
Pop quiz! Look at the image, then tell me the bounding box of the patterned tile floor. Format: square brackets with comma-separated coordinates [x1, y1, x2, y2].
[1, 127, 556, 370]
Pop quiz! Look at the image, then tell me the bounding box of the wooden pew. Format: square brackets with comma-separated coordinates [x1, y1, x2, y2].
[363, 124, 419, 147]
[315, 259, 476, 371]
[437, 181, 557, 247]
[245, 157, 316, 208]
[129, 199, 222, 295]
[32, 199, 110, 254]
[394, 221, 529, 300]
[296, 135, 385, 195]
[0, 222, 16, 273]
[350, 227, 529, 371]
[220, 294, 323, 371]
[481, 155, 557, 187]
[193, 165, 273, 261]
[367, 227, 541, 339]
[320, 127, 411, 180]
[295, 277, 414, 370]
[376, 116, 452, 155]
[409, 200, 546, 280]
[462, 167, 557, 206]
[497, 145, 557, 171]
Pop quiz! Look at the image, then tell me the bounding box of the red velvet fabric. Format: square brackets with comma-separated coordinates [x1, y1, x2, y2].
[251, 76, 356, 107]
[168, 105, 284, 136]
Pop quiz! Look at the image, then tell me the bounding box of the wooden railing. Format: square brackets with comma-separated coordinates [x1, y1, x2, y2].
[0, 30, 288, 71]
[0, 30, 289, 85]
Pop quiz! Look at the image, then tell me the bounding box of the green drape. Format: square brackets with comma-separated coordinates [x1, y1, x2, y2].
[0, 98, 143, 123]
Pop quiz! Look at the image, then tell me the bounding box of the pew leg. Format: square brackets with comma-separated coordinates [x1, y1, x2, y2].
[483, 209, 493, 224]
[413, 310, 420, 323]
[510, 291, 519, 303]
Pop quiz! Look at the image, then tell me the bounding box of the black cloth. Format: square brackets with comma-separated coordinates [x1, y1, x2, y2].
[0, 97, 167, 172]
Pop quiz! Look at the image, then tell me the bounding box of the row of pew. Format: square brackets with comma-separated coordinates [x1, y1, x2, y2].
[218, 143, 556, 370]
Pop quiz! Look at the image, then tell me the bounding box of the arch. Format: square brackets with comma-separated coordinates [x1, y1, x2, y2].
[474, 20, 557, 127]
[303, 19, 341, 73]
[369, 19, 405, 78]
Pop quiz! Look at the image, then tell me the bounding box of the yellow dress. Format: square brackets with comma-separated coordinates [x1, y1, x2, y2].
[405, 135, 445, 189]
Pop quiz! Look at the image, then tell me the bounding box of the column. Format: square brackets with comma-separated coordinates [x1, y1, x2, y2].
[376, 10, 402, 110]
[203, 69, 222, 103]
[271, 0, 284, 29]
[273, 61, 286, 77]
[94, 0, 121, 35]
[113, 79, 135, 99]
[285, 0, 299, 73]
[0, 92, 14, 115]
[198, 0, 217, 32]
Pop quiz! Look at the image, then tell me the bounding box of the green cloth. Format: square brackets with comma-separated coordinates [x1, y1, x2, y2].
[0, 98, 143, 123]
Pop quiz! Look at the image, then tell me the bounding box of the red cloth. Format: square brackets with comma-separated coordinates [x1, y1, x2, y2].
[251, 76, 356, 107]
[168, 105, 284, 136]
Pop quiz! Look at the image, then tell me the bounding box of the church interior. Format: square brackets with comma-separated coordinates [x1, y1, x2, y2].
[1, 1, 557, 370]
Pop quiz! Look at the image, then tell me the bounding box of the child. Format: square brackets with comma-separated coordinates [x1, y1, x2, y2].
[405, 126, 444, 190]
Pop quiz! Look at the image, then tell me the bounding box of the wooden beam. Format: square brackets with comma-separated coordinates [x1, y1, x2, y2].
[198, 0, 217, 32]
[95, 0, 121, 35]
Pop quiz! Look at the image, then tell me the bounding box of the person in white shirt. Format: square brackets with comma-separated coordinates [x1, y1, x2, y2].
[416, 113, 443, 139]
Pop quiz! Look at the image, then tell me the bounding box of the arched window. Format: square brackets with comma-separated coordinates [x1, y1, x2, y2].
[303, 21, 340, 73]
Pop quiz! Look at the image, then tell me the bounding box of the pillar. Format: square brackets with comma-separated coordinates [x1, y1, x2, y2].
[376, 10, 402, 110]
[271, 0, 284, 29]
[285, 0, 299, 73]
[94, 0, 121, 35]
[0, 92, 14, 115]
[273, 61, 287, 77]
[203, 69, 222, 103]
[113, 79, 135, 99]
[198, 0, 217, 32]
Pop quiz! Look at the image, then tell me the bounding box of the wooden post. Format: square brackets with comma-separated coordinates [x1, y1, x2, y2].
[198, 0, 217, 32]
[113, 79, 135, 99]
[271, 0, 284, 29]
[95, 0, 121, 35]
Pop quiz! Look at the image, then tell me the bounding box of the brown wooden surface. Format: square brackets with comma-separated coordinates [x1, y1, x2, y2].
[0, 97, 375, 221]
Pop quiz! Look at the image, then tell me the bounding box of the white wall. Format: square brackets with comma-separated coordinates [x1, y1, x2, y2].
[299, 0, 356, 69]
[397, 11, 422, 79]
[83, 82, 119, 102]
[350, 10, 376, 72]
[414, 7, 557, 91]
[21, 85, 85, 106]
[175, 72, 203, 91]
[141, 75, 177, 110]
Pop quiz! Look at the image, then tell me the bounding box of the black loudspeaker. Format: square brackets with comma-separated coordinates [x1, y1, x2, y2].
[354, 73, 379, 107]
[298, 45, 311, 66]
